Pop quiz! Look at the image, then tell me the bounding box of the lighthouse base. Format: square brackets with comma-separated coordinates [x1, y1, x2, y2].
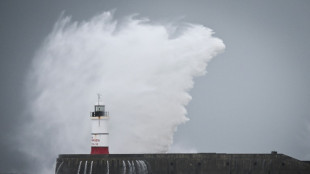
[91, 147, 109, 154]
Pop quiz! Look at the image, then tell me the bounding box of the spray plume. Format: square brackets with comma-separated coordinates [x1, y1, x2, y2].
[24, 12, 224, 173]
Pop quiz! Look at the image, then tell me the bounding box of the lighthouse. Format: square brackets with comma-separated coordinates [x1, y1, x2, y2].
[90, 94, 109, 154]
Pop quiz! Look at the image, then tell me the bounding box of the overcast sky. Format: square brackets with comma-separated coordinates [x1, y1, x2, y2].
[1, 0, 310, 173]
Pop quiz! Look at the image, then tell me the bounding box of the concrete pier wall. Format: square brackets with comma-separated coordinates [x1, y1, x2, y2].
[56, 153, 310, 174]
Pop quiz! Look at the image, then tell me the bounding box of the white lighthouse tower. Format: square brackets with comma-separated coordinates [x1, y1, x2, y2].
[90, 94, 109, 154]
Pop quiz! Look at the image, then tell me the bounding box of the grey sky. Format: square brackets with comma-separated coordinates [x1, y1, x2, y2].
[1, 0, 310, 173]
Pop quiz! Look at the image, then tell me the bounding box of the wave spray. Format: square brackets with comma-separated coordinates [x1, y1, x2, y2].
[24, 11, 225, 173]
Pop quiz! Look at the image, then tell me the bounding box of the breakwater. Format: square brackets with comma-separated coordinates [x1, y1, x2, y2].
[56, 153, 310, 174]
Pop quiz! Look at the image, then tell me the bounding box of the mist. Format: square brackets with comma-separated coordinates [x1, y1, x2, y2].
[23, 11, 224, 173]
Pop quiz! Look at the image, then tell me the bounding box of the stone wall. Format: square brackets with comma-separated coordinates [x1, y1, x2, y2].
[56, 153, 310, 174]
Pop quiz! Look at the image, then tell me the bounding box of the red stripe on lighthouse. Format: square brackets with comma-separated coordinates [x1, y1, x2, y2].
[91, 147, 109, 154]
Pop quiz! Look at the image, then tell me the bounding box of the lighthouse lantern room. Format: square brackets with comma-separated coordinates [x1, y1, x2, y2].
[90, 94, 109, 154]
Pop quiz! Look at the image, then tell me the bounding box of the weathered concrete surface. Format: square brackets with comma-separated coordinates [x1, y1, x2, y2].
[56, 153, 310, 174]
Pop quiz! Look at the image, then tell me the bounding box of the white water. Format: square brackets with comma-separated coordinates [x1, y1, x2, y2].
[122, 160, 148, 174]
[24, 11, 224, 173]
[135, 160, 141, 173]
[84, 161, 88, 174]
[55, 161, 64, 174]
[127, 161, 133, 173]
[122, 160, 127, 174]
[76, 159, 148, 174]
[131, 161, 136, 174]
[106, 161, 109, 174]
[89, 161, 93, 174]
[77, 161, 82, 174]
[138, 160, 148, 174]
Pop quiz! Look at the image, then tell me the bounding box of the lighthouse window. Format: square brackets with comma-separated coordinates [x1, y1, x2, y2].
[95, 106, 105, 112]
